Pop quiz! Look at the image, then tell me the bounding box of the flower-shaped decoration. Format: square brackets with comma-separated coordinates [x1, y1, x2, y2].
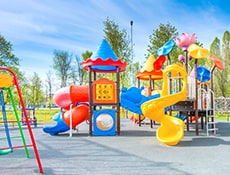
[209, 55, 224, 70]
[178, 54, 192, 63]
[176, 32, 196, 51]
[157, 40, 175, 56]
[188, 44, 209, 59]
[178, 55, 185, 63]
[189, 66, 210, 83]
[197, 66, 210, 82]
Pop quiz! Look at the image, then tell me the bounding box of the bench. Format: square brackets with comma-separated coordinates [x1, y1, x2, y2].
[0, 119, 37, 128]
[0, 120, 17, 128]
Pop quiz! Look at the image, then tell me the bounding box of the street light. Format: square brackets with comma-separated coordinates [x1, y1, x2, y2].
[130, 20, 134, 85]
[130, 20, 133, 62]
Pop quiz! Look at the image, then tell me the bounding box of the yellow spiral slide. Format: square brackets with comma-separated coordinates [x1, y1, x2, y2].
[141, 64, 187, 146]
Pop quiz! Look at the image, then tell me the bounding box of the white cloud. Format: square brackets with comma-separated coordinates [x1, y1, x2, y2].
[0, 0, 229, 87]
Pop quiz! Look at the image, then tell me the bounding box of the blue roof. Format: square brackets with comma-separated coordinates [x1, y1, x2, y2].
[91, 39, 118, 61]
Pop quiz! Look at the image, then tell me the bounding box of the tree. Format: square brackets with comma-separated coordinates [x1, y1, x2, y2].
[207, 37, 221, 68]
[0, 34, 29, 106]
[70, 55, 83, 85]
[69, 50, 92, 85]
[103, 17, 133, 86]
[46, 70, 53, 108]
[53, 50, 72, 87]
[81, 50, 93, 84]
[220, 31, 230, 97]
[146, 22, 179, 63]
[0, 34, 19, 71]
[103, 17, 132, 64]
[125, 61, 141, 87]
[26, 73, 44, 107]
[209, 30, 230, 97]
[82, 50, 93, 61]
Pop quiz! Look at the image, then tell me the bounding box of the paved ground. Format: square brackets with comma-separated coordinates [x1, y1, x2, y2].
[1, 119, 230, 175]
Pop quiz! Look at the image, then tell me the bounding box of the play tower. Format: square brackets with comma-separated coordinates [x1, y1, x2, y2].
[82, 39, 126, 136]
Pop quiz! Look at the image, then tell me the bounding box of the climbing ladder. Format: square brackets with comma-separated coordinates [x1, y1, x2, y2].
[205, 89, 218, 135]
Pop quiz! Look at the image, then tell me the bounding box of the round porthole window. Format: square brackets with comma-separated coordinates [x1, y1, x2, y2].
[96, 113, 114, 131]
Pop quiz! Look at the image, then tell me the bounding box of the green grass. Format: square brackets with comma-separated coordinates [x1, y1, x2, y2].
[0, 108, 60, 123]
[1, 108, 229, 124]
[215, 113, 230, 121]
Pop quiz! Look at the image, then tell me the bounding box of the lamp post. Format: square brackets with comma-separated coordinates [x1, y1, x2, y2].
[130, 20, 134, 85]
[130, 20, 133, 62]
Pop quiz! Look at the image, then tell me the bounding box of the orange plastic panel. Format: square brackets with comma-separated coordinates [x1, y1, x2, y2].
[92, 78, 116, 104]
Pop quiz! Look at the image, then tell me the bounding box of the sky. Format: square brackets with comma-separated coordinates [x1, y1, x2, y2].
[0, 0, 230, 82]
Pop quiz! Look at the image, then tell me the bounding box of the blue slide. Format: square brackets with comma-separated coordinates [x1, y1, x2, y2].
[120, 86, 160, 115]
[43, 112, 70, 136]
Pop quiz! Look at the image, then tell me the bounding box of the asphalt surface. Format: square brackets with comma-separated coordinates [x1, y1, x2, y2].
[1, 119, 230, 175]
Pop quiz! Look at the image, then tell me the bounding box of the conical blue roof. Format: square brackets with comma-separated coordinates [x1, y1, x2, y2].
[82, 39, 127, 73]
[91, 39, 118, 61]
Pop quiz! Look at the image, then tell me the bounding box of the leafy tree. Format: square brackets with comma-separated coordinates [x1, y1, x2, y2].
[0, 34, 19, 71]
[24, 73, 44, 107]
[103, 17, 132, 64]
[103, 17, 133, 86]
[124, 62, 140, 87]
[146, 22, 180, 64]
[209, 30, 230, 97]
[71, 55, 83, 85]
[220, 31, 230, 97]
[45, 70, 53, 108]
[81, 50, 93, 84]
[53, 50, 72, 87]
[82, 50, 93, 61]
[204, 37, 220, 70]
[69, 51, 92, 85]
[0, 34, 29, 107]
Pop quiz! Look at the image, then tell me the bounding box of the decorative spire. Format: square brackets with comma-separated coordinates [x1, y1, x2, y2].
[91, 39, 118, 61]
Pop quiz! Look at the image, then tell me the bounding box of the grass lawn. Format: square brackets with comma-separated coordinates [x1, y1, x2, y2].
[0, 108, 60, 124]
[0, 108, 229, 125]
[215, 113, 230, 121]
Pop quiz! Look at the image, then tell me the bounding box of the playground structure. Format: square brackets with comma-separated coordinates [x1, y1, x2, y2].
[121, 32, 224, 145]
[0, 67, 43, 174]
[43, 33, 224, 146]
[21, 107, 37, 127]
[43, 86, 90, 136]
[43, 39, 127, 136]
[121, 63, 187, 145]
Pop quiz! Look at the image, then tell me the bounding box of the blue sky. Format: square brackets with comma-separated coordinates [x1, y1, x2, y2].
[0, 0, 229, 81]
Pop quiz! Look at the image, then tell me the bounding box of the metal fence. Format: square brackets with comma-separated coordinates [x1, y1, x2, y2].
[215, 97, 230, 113]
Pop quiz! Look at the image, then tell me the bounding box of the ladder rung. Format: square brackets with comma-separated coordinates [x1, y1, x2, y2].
[208, 128, 218, 131]
[207, 115, 215, 118]
[207, 122, 216, 125]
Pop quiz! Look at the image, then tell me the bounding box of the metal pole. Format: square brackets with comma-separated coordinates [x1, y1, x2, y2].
[130, 20, 134, 85]
[194, 59, 199, 135]
[130, 20, 133, 62]
[69, 103, 73, 137]
[88, 67, 93, 136]
[116, 67, 121, 135]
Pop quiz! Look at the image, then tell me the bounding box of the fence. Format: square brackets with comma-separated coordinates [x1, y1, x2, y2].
[215, 97, 230, 113]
